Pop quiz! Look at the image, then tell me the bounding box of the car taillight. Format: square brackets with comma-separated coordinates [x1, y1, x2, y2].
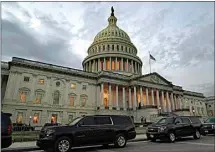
[8, 125, 12, 135]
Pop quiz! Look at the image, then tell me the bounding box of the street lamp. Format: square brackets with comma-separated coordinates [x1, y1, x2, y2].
[192, 109, 195, 116]
[158, 106, 162, 115]
[29, 116, 32, 126]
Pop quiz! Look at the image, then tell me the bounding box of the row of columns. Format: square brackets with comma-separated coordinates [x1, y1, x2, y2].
[99, 83, 183, 112]
[84, 57, 142, 74]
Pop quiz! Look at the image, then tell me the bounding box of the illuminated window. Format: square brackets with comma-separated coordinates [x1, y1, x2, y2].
[20, 92, 26, 102]
[16, 112, 23, 124]
[112, 61, 115, 70]
[106, 60, 110, 70]
[51, 114, 57, 123]
[39, 79, 44, 85]
[69, 95, 76, 106]
[24, 76, 30, 82]
[36, 93, 42, 104]
[33, 113, 39, 124]
[53, 91, 60, 104]
[71, 83, 76, 89]
[80, 95, 88, 107]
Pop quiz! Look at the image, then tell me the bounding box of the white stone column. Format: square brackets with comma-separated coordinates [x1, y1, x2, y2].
[146, 88, 149, 105]
[174, 95, 178, 109]
[171, 93, 175, 111]
[12, 72, 22, 100]
[100, 83, 104, 109]
[116, 85, 119, 110]
[115, 57, 117, 70]
[131, 60, 134, 73]
[89, 61, 92, 72]
[140, 87, 143, 107]
[98, 58, 101, 71]
[156, 89, 160, 108]
[179, 95, 183, 109]
[121, 58, 123, 71]
[126, 59, 129, 72]
[166, 92, 171, 112]
[133, 86, 137, 110]
[161, 91, 165, 112]
[109, 84, 112, 110]
[151, 89, 155, 105]
[109, 57, 112, 70]
[123, 87, 126, 110]
[129, 87, 132, 109]
[103, 58, 106, 70]
[135, 62, 137, 73]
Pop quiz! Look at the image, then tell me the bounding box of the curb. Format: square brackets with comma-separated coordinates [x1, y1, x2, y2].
[2, 146, 40, 152]
[129, 138, 148, 142]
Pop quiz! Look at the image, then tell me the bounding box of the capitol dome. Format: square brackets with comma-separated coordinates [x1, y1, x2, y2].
[82, 7, 142, 75]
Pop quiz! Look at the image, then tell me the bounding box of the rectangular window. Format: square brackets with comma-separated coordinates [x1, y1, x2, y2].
[39, 79, 44, 85]
[71, 83, 76, 89]
[24, 76, 30, 82]
[20, 91, 27, 102]
[33, 113, 39, 124]
[69, 96, 75, 106]
[51, 114, 57, 123]
[82, 85, 87, 90]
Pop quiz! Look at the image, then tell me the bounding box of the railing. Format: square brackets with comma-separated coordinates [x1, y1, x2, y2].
[12, 126, 42, 142]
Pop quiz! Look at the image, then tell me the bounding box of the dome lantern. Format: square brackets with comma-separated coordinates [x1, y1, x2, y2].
[108, 6, 117, 26]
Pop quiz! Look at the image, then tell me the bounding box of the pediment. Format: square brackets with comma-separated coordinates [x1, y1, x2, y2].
[139, 73, 172, 86]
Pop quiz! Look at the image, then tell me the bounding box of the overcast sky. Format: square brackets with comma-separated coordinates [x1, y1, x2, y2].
[1, 2, 214, 97]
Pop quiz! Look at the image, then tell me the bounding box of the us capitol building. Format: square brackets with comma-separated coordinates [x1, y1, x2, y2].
[1, 8, 209, 126]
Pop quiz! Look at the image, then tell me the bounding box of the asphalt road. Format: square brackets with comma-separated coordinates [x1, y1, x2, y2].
[4, 135, 215, 152]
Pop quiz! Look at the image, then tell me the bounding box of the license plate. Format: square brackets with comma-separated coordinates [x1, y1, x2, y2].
[150, 135, 154, 138]
[205, 130, 208, 133]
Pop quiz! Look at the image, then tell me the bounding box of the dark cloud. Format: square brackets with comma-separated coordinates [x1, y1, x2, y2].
[2, 19, 82, 69]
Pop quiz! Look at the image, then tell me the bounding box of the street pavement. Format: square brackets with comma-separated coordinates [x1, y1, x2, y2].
[2, 135, 214, 152]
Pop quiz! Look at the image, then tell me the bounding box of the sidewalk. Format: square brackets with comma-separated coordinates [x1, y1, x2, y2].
[2, 134, 147, 151]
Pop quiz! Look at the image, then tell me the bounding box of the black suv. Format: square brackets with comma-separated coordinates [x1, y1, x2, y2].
[200, 117, 215, 135]
[37, 115, 136, 152]
[146, 116, 202, 142]
[1, 112, 13, 148]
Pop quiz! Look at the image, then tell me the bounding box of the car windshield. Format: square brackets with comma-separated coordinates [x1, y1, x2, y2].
[205, 117, 215, 123]
[69, 117, 82, 126]
[156, 118, 174, 124]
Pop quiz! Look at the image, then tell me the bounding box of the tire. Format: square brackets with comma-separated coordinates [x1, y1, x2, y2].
[193, 130, 201, 139]
[168, 132, 176, 143]
[54, 136, 72, 152]
[150, 138, 156, 142]
[114, 134, 127, 148]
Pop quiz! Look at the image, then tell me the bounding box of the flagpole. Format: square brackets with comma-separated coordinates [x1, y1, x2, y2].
[149, 51, 151, 74]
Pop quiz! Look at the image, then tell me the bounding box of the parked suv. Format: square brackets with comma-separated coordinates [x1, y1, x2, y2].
[37, 115, 136, 152]
[146, 116, 202, 142]
[1, 112, 13, 148]
[200, 117, 215, 135]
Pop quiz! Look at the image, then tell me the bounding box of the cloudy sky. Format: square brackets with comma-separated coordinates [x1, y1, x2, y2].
[1, 2, 214, 96]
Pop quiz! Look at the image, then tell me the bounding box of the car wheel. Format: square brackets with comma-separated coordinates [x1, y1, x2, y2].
[150, 138, 156, 142]
[54, 136, 72, 152]
[193, 130, 201, 139]
[168, 132, 176, 143]
[114, 134, 127, 148]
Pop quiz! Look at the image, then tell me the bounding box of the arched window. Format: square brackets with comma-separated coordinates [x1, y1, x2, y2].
[117, 45, 119, 51]
[112, 45, 114, 51]
[99, 46, 101, 52]
[35, 89, 45, 104]
[103, 45, 105, 51]
[80, 94, 88, 107]
[121, 46, 123, 51]
[125, 47, 127, 52]
[107, 45, 110, 51]
[68, 93, 76, 106]
[19, 87, 30, 102]
[53, 91, 60, 105]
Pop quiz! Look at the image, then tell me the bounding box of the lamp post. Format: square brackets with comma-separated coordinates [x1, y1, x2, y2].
[29, 116, 32, 126]
[158, 106, 162, 115]
[192, 109, 195, 116]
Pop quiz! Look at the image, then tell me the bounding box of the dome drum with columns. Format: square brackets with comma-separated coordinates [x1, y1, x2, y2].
[82, 7, 142, 75]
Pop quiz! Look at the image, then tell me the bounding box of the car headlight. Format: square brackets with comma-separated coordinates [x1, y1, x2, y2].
[212, 125, 214, 129]
[158, 126, 167, 132]
[46, 129, 55, 136]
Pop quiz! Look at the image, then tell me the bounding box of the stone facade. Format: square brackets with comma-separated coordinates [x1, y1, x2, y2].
[1, 8, 209, 126]
[205, 96, 215, 116]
